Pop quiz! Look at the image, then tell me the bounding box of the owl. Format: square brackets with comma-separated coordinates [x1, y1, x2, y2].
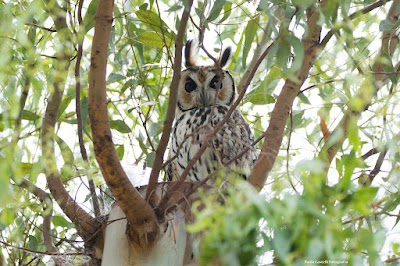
[167, 40, 256, 184]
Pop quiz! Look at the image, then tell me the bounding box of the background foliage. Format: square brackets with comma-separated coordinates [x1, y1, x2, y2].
[0, 0, 399, 265]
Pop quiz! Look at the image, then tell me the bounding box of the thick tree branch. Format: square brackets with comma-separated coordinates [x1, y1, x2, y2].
[41, 0, 98, 241]
[146, 0, 193, 204]
[88, 0, 159, 248]
[247, 5, 324, 190]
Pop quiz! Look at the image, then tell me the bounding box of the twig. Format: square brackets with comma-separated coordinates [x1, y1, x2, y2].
[0, 239, 84, 257]
[74, 0, 101, 219]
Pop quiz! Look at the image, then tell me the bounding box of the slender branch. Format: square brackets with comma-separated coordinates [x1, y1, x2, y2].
[0, 239, 84, 257]
[145, 0, 193, 204]
[74, 0, 101, 219]
[25, 22, 56, 32]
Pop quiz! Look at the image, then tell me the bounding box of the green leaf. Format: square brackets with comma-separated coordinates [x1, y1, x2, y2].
[22, 110, 39, 121]
[285, 35, 304, 73]
[107, 73, 126, 83]
[135, 9, 169, 35]
[352, 187, 378, 214]
[28, 235, 38, 251]
[110, 120, 131, 133]
[139, 31, 171, 48]
[58, 94, 74, 118]
[0, 209, 15, 229]
[298, 93, 310, 104]
[54, 135, 74, 165]
[116, 145, 124, 160]
[379, 19, 400, 32]
[242, 16, 259, 68]
[292, 111, 305, 128]
[53, 215, 74, 229]
[80, 96, 91, 139]
[166, 4, 182, 12]
[244, 93, 275, 105]
[146, 152, 155, 168]
[82, 0, 97, 33]
[219, 2, 232, 23]
[207, 0, 226, 22]
[291, 0, 316, 9]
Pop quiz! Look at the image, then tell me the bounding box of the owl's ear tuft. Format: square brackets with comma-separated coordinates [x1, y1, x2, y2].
[217, 47, 231, 68]
[185, 40, 198, 68]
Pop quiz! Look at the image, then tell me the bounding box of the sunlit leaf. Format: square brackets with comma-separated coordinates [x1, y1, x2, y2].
[219, 2, 232, 23]
[244, 93, 275, 105]
[207, 0, 226, 22]
[116, 145, 124, 160]
[138, 31, 171, 48]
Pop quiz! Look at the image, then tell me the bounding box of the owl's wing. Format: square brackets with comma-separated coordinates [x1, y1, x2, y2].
[211, 107, 257, 178]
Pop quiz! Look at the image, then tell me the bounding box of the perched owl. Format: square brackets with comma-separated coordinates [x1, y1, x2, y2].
[167, 40, 256, 184]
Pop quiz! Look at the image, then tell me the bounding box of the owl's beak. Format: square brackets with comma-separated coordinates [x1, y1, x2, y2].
[199, 90, 211, 107]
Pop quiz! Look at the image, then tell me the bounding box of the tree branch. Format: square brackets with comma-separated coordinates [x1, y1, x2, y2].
[145, 0, 193, 204]
[88, 0, 159, 248]
[248, 5, 324, 190]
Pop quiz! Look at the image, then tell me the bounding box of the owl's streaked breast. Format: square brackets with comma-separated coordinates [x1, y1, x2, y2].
[168, 105, 256, 183]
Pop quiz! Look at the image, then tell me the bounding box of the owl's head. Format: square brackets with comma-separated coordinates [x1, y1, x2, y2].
[177, 40, 235, 112]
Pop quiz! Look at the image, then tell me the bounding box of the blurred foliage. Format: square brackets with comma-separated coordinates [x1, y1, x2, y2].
[0, 0, 399, 265]
[189, 178, 384, 265]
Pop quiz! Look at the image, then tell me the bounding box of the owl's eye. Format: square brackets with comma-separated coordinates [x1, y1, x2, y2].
[185, 78, 197, 92]
[210, 75, 221, 90]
